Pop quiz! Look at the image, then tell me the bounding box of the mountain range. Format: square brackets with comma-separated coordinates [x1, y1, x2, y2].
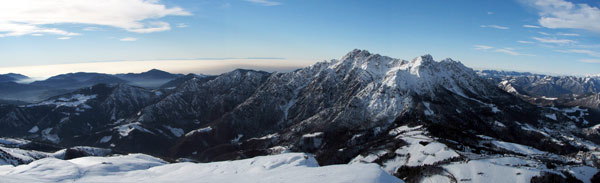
[1, 50, 599, 182]
[0, 69, 183, 103]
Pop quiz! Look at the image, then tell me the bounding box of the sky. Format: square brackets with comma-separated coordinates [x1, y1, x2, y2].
[0, 0, 599, 78]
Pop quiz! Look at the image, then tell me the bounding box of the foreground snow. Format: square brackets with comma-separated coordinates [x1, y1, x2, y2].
[0, 153, 402, 183]
[351, 125, 460, 173]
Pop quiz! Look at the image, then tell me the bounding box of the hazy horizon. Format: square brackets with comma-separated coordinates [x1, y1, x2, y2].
[0, 58, 310, 80]
[0, 51, 593, 80]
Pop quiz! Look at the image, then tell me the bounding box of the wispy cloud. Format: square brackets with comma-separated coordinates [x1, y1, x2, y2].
[176, 23, 188, 28]
[82, 27, 101, 31]
[532, 37, 576, 44]
[580, 59, 600, 63]
[245, 0, 281, 6]
[556, 32, 579, 36]
[57, 37, 71, 40]
[480, 25, 509, 29]
[474, 45, 494, 50]
[538, 31, 580, 37]
[538, 31, 551, 35]
[525, 0, 600, 33]
[518, 40, 535, 44]
[0, 23, 80, 38]
[221, 3, 232, 8]
[557, 49, 600, 57]
[119, 37, 137, 42]
[487, 12, 494, 15]
[523, 24, 541, 28]
[0, 0, 191, 38]
[474, 45, 534, 56]
[494, 48, 535, 56]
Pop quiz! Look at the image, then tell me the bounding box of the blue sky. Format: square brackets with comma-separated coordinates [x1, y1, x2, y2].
[1, 0, 599, 76]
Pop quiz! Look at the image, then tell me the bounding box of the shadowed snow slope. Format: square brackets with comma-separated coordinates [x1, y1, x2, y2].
[0, 153, 402, 183]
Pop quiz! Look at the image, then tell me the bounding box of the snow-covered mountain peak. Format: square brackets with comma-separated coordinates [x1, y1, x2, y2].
[341, 49, 373, 61]
[335, 50, 468, 78]
[328, 50, 486, 97]
[411, 54, 434, 65]
[440, 57, 459, 63]
[338, 49, 389, 66]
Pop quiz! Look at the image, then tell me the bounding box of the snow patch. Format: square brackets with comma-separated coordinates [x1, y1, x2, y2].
[352, 128, 459, 174]
[99, 136, 112, 143]
[302, 132, 324, 138]
[388, 125, 423, 136]
[231, 134, 244, 144]
[491, 140, 546, 155]
[164, 126, 184, 137]
[0, 138, 30, 147]
[26, 94, 97, 108]
[185, 126, 212, 137]
[41, 128, 60, 143]
[493, 121, 506, 128]
[423, 102, 434, 116]
[113, 122, 154, 137]
[27, 126, 39, 133]
[545, 113, 557, 121]
[442, 157, 545, 183]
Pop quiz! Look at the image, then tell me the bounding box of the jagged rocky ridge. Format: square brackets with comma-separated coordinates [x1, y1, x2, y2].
[1, 50, 599, 182]
[480, 70, 600, 98]
[481, 70, 600, 129]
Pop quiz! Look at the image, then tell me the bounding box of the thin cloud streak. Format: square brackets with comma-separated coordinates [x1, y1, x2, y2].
[176, 23, 188, 28]
[474, 45, 534, 56]
[532, 37, 576, 44]
[538, 32, 551, 36]
[556, 32, 579, 36]
[474, 45, 494, 50]
[580, 59, 600, 63]
[518, 40, 535, 44]
[245, 0, 281, 6]
[557, 49, 600, 57]
[480, 25, 509, 29]
[523, 24, 541, 28]
[494, 48, 535, 56]
[119, 37, 137, 42]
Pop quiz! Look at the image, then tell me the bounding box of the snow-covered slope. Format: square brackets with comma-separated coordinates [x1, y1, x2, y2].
[0, 137, 117, 166]
[0, 153, 402, 183]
